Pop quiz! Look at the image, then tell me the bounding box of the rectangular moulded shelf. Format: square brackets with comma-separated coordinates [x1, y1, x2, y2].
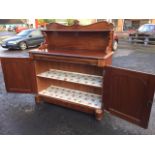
[37, 69, 103, 88]
[39, 85, 102, 109]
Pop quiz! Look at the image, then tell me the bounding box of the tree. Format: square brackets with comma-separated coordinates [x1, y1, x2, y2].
[38, 19, 56, 25]
[66, 19, 75, 25]
[38, 19, 45, 25]
[44, 19, 56, 23]
[37, 19, 76, 26]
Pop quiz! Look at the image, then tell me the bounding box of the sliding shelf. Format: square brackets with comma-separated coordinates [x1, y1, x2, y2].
[39, 85, 102, 109]
[37, 69, 103, 88]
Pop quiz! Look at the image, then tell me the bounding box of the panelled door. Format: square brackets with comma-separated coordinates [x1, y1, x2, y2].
[103, 66, 155, 128]
[1, 58, 37, 93]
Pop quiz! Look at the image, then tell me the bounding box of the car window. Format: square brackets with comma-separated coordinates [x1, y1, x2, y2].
[30, 30, 43, 37]
[17, 30, 30, 36]
[138, 25, 155, 32]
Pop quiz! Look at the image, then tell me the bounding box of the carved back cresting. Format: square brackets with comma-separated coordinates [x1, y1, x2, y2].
[42, 20, 114, 53]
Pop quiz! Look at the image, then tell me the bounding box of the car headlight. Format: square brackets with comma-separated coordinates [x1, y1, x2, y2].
[7, 41, 18, 44]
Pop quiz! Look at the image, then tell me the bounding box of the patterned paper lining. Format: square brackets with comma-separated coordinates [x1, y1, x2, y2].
[37, 69, 103, 87]
[39, 85, 102, 109]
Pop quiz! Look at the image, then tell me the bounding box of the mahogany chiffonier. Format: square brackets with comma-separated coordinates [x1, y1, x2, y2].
[1, 21, 155, 129]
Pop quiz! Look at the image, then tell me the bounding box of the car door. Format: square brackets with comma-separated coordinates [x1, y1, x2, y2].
[153, 25, 155, 40]
[27, 30, 44, 47]
[103, 66, 155, 128]
[1, 58, 37, 93]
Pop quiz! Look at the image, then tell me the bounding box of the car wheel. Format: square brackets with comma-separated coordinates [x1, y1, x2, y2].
[113, 40, 118, 51]
[144, 37, 149, 46]
[19, 42, 27, 50]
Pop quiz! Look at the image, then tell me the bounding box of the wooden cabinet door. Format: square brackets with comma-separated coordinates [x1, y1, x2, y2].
[1, 58, 37, 93]
[103, 66, 155, 128]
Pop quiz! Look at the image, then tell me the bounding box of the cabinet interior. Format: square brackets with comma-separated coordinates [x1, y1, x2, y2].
[39, 85, 102, 109]
[34, 60, 104, 108]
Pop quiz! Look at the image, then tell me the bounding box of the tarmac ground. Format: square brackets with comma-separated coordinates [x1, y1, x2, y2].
[0, 37, 155, 134]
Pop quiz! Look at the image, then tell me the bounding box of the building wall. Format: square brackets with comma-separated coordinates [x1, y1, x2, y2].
[115, 19, 155, 32]
[117, 19, 124, 32]
[151, 19, 155, 24]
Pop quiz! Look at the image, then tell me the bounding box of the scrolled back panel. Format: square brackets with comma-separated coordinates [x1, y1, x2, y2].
[46, 21, 113, 31]
[47, 31, 109, 51]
